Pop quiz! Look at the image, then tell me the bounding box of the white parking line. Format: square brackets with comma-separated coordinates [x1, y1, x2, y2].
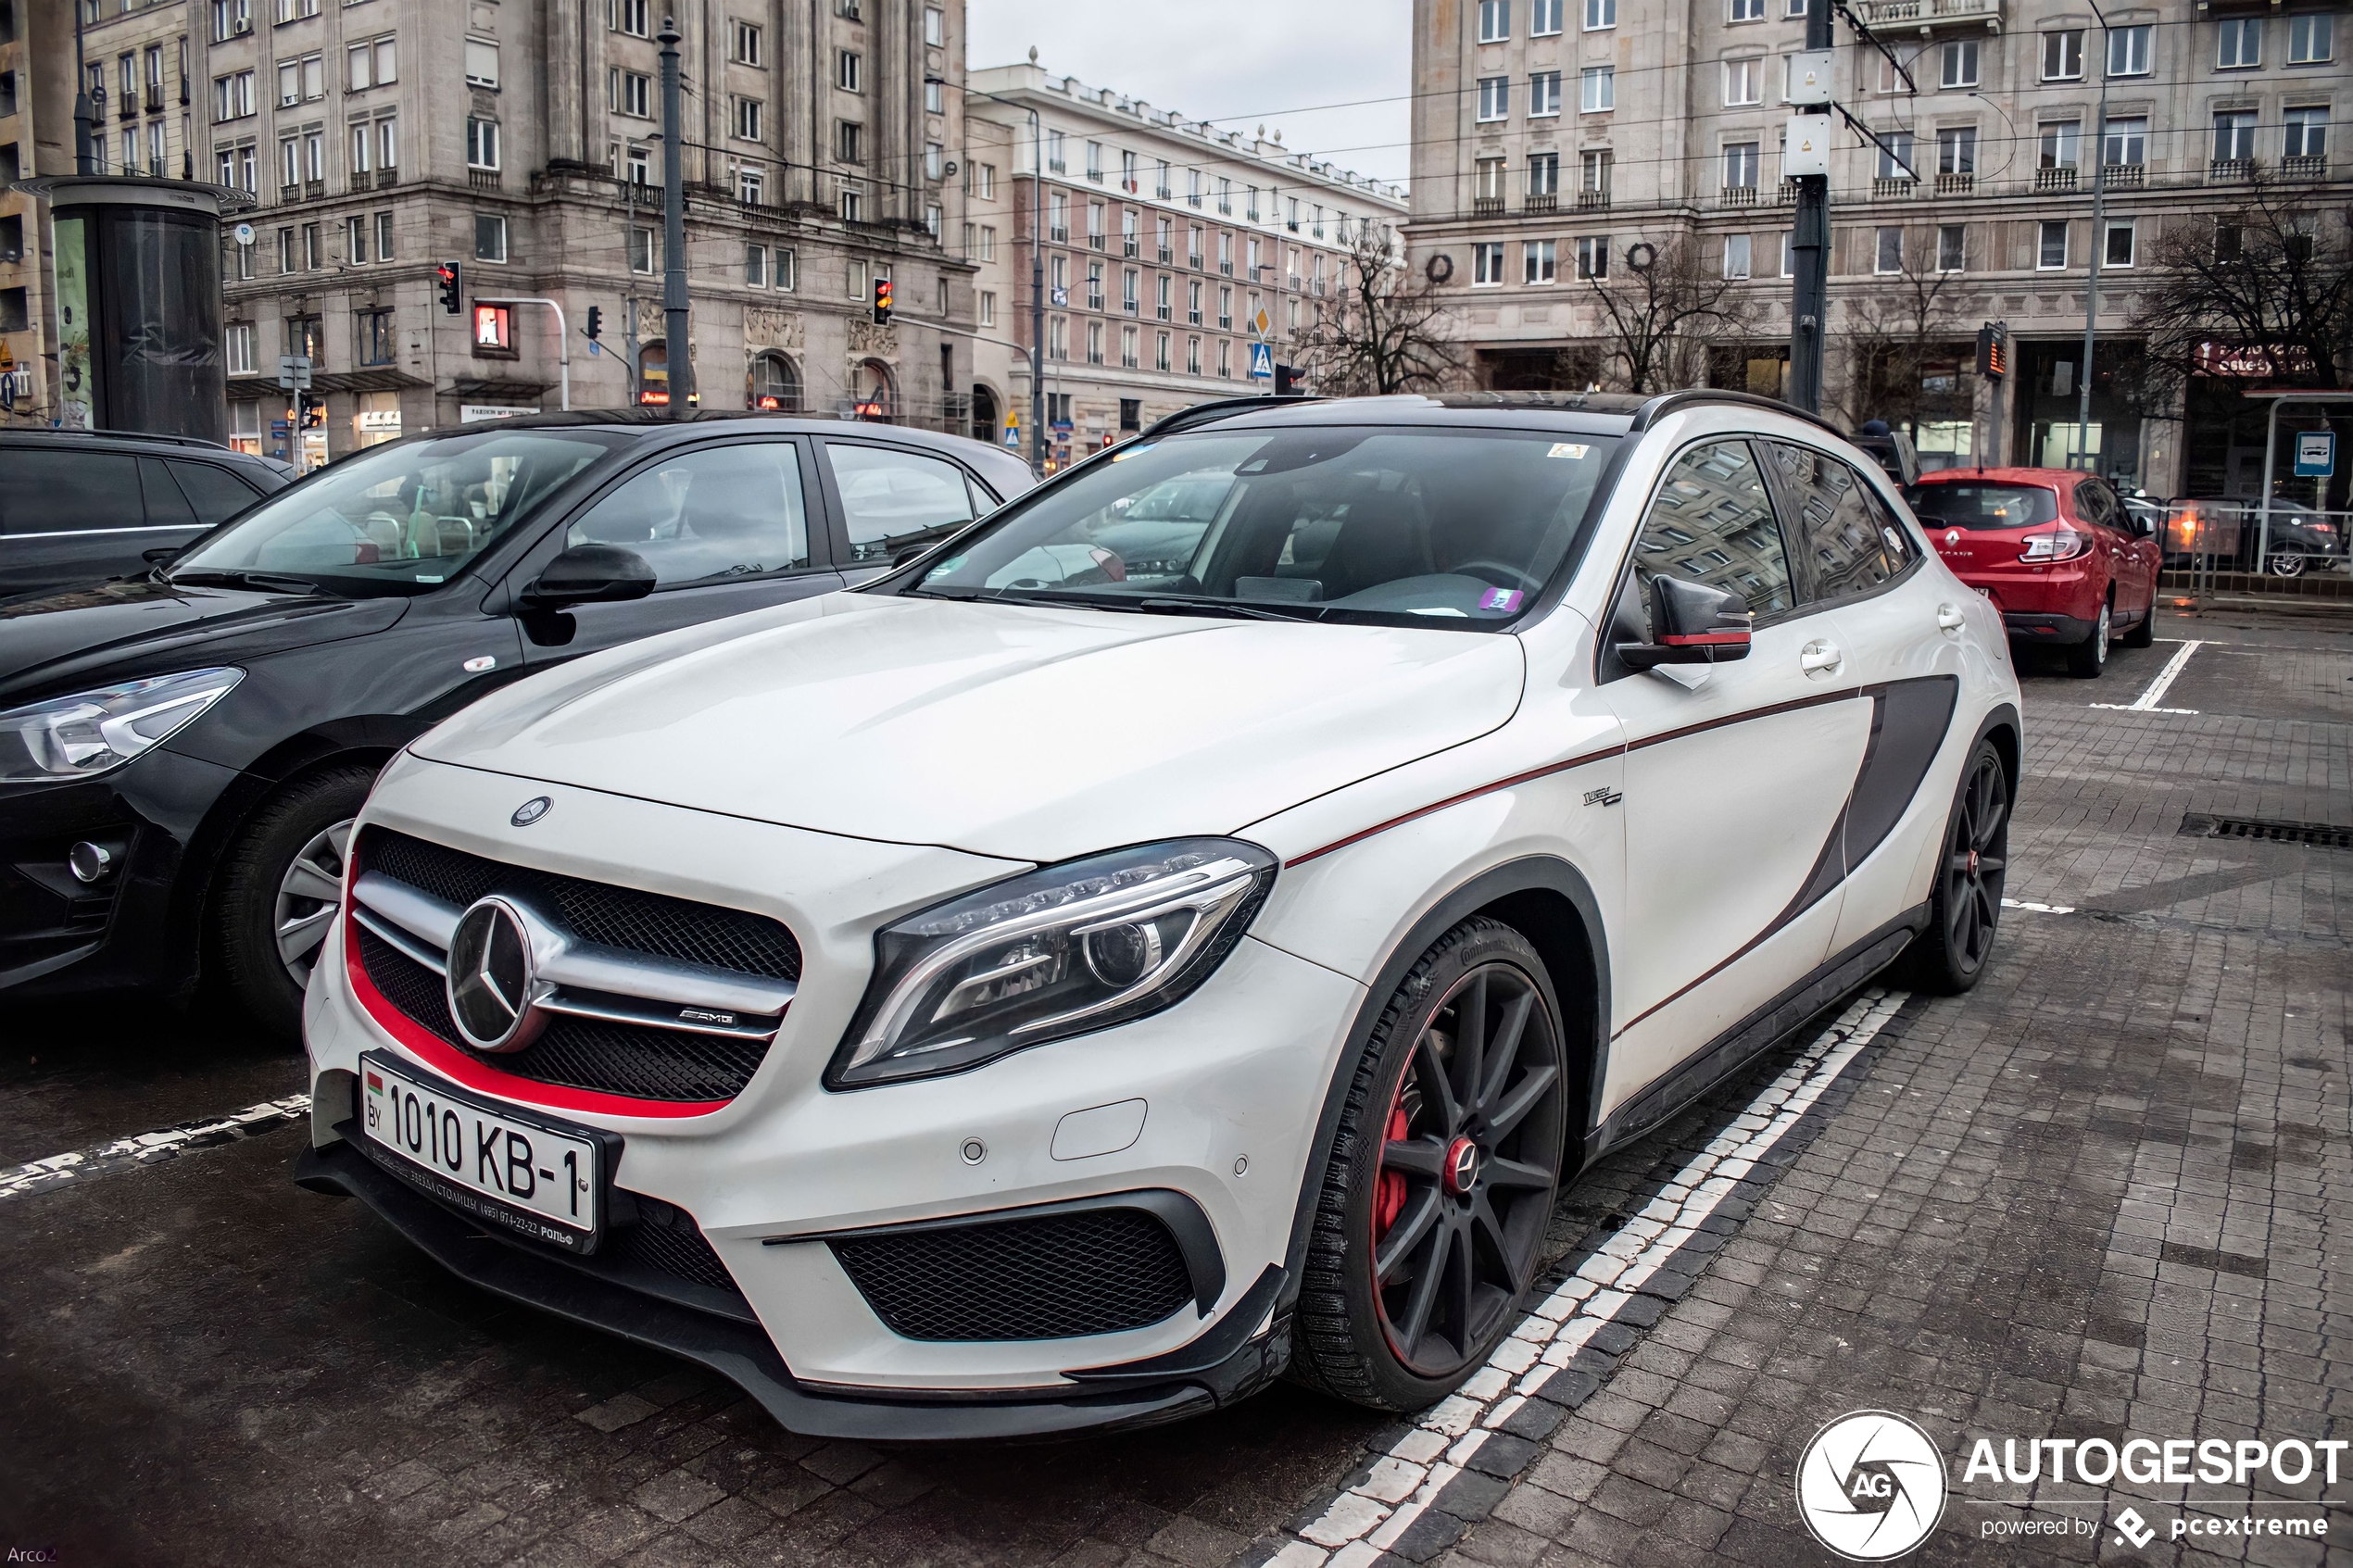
[2090, 638, 2203, 714]
[0, 1096, 311, 1200]
[1265, 988, 1909, 1567]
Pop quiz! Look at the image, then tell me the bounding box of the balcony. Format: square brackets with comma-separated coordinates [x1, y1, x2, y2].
[1934, 171, 1975, 195]
[468, 168, 500, 192]
[1188, 253, 1203, 270]
[2099, 161, 2145, 189]
[1851, 0, 2003, 30]
[375, 167, 399, 189]
[1472, 195, 1505, 216]
[1525, 192, 1559, 214]
[1577, 188, 1612, 210]
[1087, 232, 1104, 250]
[145, 87, 164, 113]
[2284, 154, 2330, 181]
[2034, 166, 2078, 192]
[280, 182, 302, 203]
[2208, 157, 2255, 182]
[1719, 183, 1760, 207]
[1872, 176, 1919, 198]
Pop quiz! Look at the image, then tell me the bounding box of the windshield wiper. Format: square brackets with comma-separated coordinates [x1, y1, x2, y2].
[166, 568, 344, 598]
[1135, 596, 1326, 623]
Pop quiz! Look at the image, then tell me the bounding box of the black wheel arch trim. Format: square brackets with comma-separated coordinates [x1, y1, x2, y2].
[1277, 855, 1612, 1316]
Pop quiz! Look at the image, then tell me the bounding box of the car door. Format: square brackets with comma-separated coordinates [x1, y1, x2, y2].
[1763, 440, 1970, 958]
[815, 437, 993, 580]
[515, 435, 845, 667]
[1598, 436, 1873, 1102]
[0, 445, 157, 594]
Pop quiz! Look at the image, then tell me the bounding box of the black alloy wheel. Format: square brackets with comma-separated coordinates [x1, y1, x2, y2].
[1290, 919, 1569, 1410]
[1898, 741, 2008, 996]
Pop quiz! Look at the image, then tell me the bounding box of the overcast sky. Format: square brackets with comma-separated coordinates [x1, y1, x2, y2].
[964, 1, 1416, 191]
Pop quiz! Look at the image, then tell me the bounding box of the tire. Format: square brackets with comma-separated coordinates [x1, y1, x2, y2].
[2119, 591, 2155, 648]
[2269, 552, 2307, 578]
[1894, 740, 2008, 997]
[1289, 918, 1570, 1411]
[212, 764, 375, 1038]
[2064, 599, 2110, 678]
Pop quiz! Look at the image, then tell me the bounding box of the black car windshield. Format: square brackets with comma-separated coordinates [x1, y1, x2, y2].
[1906, 483, 2060, 532]
[168, 429, 623, 596]
[901, 426, 1618, 627]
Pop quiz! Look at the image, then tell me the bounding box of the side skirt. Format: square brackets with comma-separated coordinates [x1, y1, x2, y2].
[1582, 903, 1929, 1167]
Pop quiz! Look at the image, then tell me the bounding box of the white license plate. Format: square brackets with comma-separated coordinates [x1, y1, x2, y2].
[359, 1051, 605, 1252]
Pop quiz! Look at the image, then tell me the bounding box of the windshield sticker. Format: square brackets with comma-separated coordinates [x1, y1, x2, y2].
[1547, 443, 1591, 460]
[1480, 588, 1526, 614]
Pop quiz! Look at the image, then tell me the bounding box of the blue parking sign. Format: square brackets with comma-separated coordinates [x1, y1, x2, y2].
[2293, 431, 2334, 478]
[1248, 342, 1275, 381]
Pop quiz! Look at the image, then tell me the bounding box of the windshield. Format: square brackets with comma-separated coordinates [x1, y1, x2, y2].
[169, 429, 623, 596]
[1906, 483, 2060, 533]
[902, 427, 1618, 628]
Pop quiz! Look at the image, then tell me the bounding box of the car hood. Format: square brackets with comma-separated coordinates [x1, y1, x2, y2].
[412, 592, 1528, 862]
[0, 576, 405, 702]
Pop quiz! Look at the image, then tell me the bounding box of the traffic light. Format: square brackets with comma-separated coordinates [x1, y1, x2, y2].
[1274, 363, 1301, 396]
[1975, 322, 2008, 381]
[872, 276, 893, 326]
[585, 305, 603, 342]
[436, 261, 463, 316]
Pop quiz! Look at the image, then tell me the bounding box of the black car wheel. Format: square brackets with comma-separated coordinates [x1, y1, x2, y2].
[1897, 741, 2008, 996]
[214, 763, 376, 1036]
[2065, 600, 2109, 678]
[1290, 918, 1568, 1411]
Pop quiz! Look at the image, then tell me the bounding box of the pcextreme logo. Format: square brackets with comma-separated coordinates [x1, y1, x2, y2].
[1795, 1411, 1949, 1561]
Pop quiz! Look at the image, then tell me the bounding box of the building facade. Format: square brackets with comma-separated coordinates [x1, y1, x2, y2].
[963, 61, 1405, 468]
[1408, 0, 2349, 495]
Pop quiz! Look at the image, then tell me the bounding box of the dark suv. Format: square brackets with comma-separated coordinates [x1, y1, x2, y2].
[0, 429, 296, 596]
[0, 412, 1032, 1034]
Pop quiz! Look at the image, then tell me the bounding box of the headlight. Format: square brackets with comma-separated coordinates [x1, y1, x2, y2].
[830, 837, 1277, 1087]
[0, 668, 245, 784]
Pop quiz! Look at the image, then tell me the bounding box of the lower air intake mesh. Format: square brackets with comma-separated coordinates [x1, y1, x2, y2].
[830, 1206, 1195, 1341]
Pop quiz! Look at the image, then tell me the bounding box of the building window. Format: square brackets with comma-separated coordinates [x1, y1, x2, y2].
[628, 226, 654, 271]
[1087, 259, 1104, 310]
[345, 213, 370, 263]
[2037, 220, 2069, 270]
[1580, 149, 1613, 193]
[1779, 231, 1793, 277]
[1477, 156, 1506, 204]
[1472, 241, 1505, 285]
[2287, 14, 2332, 64]
[375, 210, 395, 260]
[1940, 40, 1978, 89]
[464, 39, 498, 89]
[2103, 220, 2135, 269]
[1187, 335, 1202, 375]
[979, 290, 996, 327]
[301, 223, 321, 270]
[745, 243, 767, 285]
[734, 20, 762, 64]
[2039, 120, 2081, 170]
[225, 321, 255, 374]
[474, 212, 508, 263]
[739, 165, 766, 204]
[347, 35, 396, 92]
[1525, 239, 1556, 283]
[2212, 109, 2257, 162]
[211, 70, 254, 121]
[2041, 29, 2083, 81]
[1086, 320, 1103, 365]
[1218, 339, 1232, 378]
[2284, 106, 2329, 160]
[1087, 142, 1104, 182]
[1937, 224, 1965, 271]
[1155, 331, 1170, 371]
[1725, 142, 1760, 189]
[1532, 0, 1562, 33]
[1529, 152, 1559, 196]
[1724, 58, 1763, 106]
[2107, 24, 2151, 77]
[610, 0, 648, 35]
[277, 53, 323, 107]
[1574, 234, 1608, 279]
[838, 180, 864, 220]
[837, 50, 861, 92]
[924, 6, 943, 45]
[837, 121, 863, 162]
[358, 308, 396, 367]
[610, 69, 650, 117]
[1123, 268, 1139, 314]
[2216, 17, 2260, 69]
[1477, 76, 1508, 120]
[211, 0, 251, 41]
[466, 117, 499, 169]
[1723, 232, 1751, 278]
[1583, 0, 1614, 27]
[1937, 127, 1976, 175]
[1580, 66, 1614, 112]
[1188, 280, 1203, 324]
[1121, 325, 1138, 369]
[925, 78, 944, 114]
[1730, 0, 1763, 19]
[1876, 131, 1916, 182]
[1874, 226, 1903, 273]
[2103, 116, 2146, 168]
[1479, 0, 1509, 43]
[1156, 274, 1172, 321]
[775, 247, 796, 290]
[1530, 70, 1561, 117]
[734, 96, 763, 141]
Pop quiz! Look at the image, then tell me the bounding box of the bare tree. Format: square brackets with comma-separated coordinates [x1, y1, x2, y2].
[1291, 225, 1466, 396]
[1831, 237, 1970, 434]
[2132, 179, 2353, 396]
[1583, 234, 1762, 394]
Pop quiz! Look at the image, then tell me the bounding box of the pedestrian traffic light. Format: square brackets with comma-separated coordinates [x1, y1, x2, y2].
[873, 276, 893, 325]
[436, 261, 463, 316]
[1274, 363, 1301, 396]
[1976, 322, 2008, 381]
[585, 305, 603, 342]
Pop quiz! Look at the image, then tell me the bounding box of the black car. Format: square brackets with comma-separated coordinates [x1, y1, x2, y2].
[0, 411, 1034, 1033]
[0, 429, 296, 596]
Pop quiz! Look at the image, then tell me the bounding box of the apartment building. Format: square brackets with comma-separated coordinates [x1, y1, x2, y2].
[963, 61, 1406, 467]
[169, 0, 972, 465]
[1408, 0, 2349, 495]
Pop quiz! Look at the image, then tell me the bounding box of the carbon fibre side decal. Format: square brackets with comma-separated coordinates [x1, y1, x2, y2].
[1844, 676, 1960, 872]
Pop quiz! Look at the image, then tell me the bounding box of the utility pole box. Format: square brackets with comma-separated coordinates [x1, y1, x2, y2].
[1788, 51, 1835, 104]
[1785, 115, 1834, 177]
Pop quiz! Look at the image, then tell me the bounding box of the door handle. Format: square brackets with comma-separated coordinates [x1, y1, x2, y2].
[1799, 639, 1843, 676]
[1936, 602, 1967, 633]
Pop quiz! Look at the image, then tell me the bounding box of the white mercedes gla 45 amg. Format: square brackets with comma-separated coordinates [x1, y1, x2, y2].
[296, 393, 2021, 1438]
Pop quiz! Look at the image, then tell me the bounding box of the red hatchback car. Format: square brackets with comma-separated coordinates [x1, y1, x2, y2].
[1906, 467, 2162, 677]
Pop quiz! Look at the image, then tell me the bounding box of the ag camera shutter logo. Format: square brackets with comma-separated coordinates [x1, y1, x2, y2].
[1796, 1411, 1948, 1561]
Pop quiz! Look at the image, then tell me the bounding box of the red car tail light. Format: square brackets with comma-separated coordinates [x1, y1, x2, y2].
[2019, 524, 2092, 563]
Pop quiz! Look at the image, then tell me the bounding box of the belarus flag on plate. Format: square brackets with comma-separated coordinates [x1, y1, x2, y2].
[365, 1070, 384, 1095]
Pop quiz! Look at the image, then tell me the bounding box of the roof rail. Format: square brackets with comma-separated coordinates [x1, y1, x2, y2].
[3, 426, 234, 452]
[1135, 394, 1323, 442]
[1629, 390, 1843, 441]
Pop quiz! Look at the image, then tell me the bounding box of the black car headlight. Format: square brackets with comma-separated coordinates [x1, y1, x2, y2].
[830, 838, 1277, 1088]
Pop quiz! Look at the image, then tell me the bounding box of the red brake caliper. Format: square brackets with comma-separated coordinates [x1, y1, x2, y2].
[1373, 1087, 1410, 1242]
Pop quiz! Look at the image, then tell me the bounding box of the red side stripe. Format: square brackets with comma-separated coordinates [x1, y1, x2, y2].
[1283, 746, 1625, 868]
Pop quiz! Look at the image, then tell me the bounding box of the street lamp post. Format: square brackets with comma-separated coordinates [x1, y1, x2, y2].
[972, 85, 1047, 475]
[2072, 1, 2112, 476]
[1788, 0, 1835, 415]
[657, 16, 694, 418]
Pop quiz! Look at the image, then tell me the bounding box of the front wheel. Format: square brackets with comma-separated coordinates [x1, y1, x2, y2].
[2269, 552, 2308, 579]
[1894, 741, 2008, 996]
[1290, 919, 1569, 1411]
[213, 764, 376, 1037]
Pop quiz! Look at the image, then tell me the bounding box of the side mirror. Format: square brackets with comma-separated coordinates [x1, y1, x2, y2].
[1617, 577, 1753, 671]
[143, 546, 181, 565]
[518, 544, 657, 609]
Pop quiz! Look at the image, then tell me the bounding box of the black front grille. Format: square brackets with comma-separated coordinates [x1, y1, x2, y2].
[831, 1207, 1195, 1341]
[356, 926, 769, 1102]
[361, 827, 801, 981]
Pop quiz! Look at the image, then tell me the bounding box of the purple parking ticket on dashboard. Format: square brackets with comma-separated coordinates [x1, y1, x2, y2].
[1480, 589, 1525, 613]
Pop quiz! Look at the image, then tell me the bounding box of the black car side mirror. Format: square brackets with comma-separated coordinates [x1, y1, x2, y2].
[518, 544, 658, 610]
[1617, 577, 1754, 671]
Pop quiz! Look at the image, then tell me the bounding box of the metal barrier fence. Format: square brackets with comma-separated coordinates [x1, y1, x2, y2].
[2152, 502, 2350, 590]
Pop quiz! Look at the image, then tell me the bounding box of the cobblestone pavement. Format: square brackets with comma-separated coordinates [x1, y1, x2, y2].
[2, 606, 2347, 1567]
